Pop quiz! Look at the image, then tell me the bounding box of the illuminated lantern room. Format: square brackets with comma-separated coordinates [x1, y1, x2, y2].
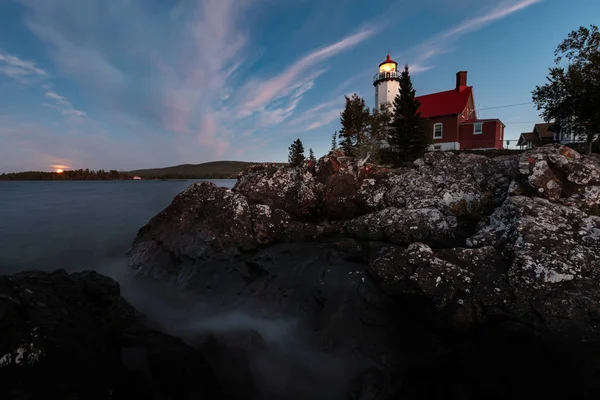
[379, 54, 398, 73]
[373, 54, 401, 111]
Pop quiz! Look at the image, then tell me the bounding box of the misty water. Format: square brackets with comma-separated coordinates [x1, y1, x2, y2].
[0, 179, 370, 398]
[0, 179, 235, 274]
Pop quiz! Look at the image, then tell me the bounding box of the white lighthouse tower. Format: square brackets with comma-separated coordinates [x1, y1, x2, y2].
[373, 54, 400, 111]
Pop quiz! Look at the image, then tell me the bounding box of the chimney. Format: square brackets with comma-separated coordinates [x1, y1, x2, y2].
[456, 71, 467, 90]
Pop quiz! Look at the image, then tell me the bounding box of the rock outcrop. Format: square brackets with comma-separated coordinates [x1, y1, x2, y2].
[127, 144, 600, 399]
[0, 270, 226, 399]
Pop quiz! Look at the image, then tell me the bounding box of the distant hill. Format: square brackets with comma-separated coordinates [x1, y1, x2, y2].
[128, 160, 286, 179]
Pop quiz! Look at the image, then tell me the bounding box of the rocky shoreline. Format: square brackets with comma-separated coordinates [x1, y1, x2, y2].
[2, 144, 600, 399]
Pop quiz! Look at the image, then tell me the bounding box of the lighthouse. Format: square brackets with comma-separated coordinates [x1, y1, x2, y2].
[373, 54, 400, 111]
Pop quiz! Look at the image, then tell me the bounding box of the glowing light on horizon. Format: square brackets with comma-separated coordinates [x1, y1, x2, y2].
[50, 164, 70, 173]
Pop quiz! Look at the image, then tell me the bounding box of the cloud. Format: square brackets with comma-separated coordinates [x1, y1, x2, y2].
[0, 47, 86, 123]
[50, 164, 70, 170]
[436, 0, 543, 42]
[0, 114, 166, 172]
[227, 27, 377, 143]
[0, 49, 49, 82]
[407, 0, 543, 67]
[16, 0, 253, 160]
[238, 27, 377, 114]
[286, 98, 345, 133]
[6, 1, 382, 170]
[42, 91, 86, 120]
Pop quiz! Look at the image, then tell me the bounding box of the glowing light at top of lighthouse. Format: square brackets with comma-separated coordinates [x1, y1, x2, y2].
[379, 54, 397, 73]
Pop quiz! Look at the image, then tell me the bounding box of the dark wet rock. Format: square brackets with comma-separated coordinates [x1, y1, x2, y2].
[0, 270, 225, 400]
[370, 194, 600, 341]
[197, 331, 264, 400]
[133, 239, 405, 399]
[126, 144, 600, 399]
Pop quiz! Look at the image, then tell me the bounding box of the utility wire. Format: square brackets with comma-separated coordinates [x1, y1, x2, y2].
[479, 102, 533, 111]
[501, 120, 546, 124]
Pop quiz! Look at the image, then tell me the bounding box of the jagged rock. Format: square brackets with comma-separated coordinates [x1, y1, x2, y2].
[237, 150, 520, 225]
[370, 195, 600, 340]
[132, 239, 404, 399]
[345, 208, 460, 248]
[0, 270, 225, 399]
[125, 144, 600, 399]
[128, 182, 327, 282]
[234, 164, 324, 218]
[518, 144, 600, 207]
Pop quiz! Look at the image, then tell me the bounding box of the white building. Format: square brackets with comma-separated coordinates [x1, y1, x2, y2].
[373, 54, 400, 111]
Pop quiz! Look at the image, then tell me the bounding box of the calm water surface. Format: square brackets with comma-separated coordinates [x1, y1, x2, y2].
[0, 179, 236, 275]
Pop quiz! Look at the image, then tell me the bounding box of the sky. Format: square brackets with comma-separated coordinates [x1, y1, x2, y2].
[0, 0, 599, 172]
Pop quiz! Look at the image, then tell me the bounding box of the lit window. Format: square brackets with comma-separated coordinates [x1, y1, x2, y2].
[433, 123, 443, 139]
[474, 122, 483, 135]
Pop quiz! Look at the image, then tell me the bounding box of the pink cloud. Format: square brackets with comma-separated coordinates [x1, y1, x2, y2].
[239, 28, 377, 115]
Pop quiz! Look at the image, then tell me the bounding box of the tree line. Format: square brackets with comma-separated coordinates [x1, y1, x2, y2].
[533, 24, 600, 154]
[0, 169, 132, 181]
[288, 65, 431, 167]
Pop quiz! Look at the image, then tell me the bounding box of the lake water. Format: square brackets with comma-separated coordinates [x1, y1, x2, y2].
[0, 179, 236, 275]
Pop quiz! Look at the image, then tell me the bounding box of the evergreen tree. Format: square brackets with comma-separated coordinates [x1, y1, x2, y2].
[309, 148, 316, 162]
[388, 65, 429, 163]
[339, 94, 371, 154]
[288, 138, 306, 167]
[371, 104, 393, 142]
[366, 104, 393, 163]
[331, 131, 337, 151]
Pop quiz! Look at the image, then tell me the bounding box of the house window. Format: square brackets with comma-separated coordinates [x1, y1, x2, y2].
[433, 123, 443, 139]
[473, 122, 483, 135]
[434, 145, 441, 150]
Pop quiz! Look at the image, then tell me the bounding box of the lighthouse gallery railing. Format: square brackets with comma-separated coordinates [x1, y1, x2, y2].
[373, 71, 401, 83]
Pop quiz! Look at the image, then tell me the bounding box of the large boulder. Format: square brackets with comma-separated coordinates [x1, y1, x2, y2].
[515, 144, 600, 207]
[129, 182, 327, 282]
[132, 239, 406, 399]
[0, 270, 225, 399]
[233, 164, 323, 218]
[125, 144, 600, 399]
[345, 207, 460, 248]
[370, 195, 600, 340]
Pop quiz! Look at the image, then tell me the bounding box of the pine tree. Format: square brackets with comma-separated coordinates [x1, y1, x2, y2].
[371, 104, 393, 142]
[388, 65, 429, 163]
[339, 94, 371, 154]
[331, 131, 337, 151]
[309, 148, 316, 162]
[367, 104, 393, 163]
[288, 138, 306, 167]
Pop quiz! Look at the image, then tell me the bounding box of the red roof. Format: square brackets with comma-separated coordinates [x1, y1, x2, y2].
[379, 54, 397, 67]
[416, 86, 472, 118]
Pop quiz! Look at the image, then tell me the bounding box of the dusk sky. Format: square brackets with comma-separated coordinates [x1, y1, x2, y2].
[1, 0, 598, 172]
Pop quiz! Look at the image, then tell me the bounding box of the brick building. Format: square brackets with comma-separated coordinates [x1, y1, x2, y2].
[373, 55, 505, 150]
